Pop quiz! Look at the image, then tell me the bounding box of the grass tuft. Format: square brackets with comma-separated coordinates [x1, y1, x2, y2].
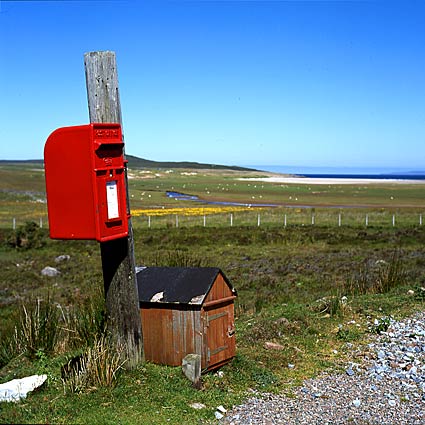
[61, 335, 126, 393]
[345, 250, 406, 295]
[16, 294, 60, 359]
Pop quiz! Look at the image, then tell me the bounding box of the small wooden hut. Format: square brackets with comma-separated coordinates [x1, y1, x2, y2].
[136, 267, 237, 371]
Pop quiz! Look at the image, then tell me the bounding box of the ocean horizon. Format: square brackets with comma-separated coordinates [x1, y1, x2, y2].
[248, 165, 425, 179]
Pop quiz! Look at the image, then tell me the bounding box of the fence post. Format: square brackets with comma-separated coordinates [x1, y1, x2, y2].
[203, 215, 206, 227]
[84, 50, 142, 367]
[365, 214, 369, 227]
[230, 213, 233, 227]
[392, 214, 395, 227]
[420, 214, 422, 226]
[257, 213, 261, 227]
[148, 216, 151, 228]
[284, 214, 287, 228]
[338, 213, 342, 227]
[176, 214, 179, 228]
[12, 218, 16, 230]
[311, 214, 315, 225]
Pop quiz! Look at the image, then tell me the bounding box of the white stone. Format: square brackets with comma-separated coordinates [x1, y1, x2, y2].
[190, 402, 206, 410]
[55, 255, 70, 263]
[41, 266, 60, 277]
[0, 375, 47, 402]
[215, 411, 224, 420]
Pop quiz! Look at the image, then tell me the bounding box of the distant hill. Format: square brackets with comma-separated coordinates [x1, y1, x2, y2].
[0, 156, 256, 172]
[0, 159, 43, 165]
[125, 155, 256, 171]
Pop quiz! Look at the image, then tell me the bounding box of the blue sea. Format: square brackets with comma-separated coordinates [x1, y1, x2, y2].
[247, 165, 425, 181]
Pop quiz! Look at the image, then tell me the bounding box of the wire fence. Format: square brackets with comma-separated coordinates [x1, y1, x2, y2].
[4, 207, 424, 230]
[131, 208, 425, 229]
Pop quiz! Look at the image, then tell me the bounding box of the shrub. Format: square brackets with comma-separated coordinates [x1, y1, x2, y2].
[7, 221, 46, 250]
[369, 316, 392, 334]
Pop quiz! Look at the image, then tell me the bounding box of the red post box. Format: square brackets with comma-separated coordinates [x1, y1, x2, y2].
[44, 123, 129, 242]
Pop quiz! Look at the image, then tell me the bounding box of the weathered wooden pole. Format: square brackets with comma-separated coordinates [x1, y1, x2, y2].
[84, 51, 143, 368]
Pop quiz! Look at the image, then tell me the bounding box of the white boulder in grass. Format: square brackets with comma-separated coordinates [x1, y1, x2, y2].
[41, 266, 60, 277]
[0, 374, 47, 402]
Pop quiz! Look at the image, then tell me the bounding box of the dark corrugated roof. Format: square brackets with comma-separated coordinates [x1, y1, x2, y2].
[136, 267, 234, 305]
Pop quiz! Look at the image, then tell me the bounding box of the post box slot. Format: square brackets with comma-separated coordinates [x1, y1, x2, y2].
[95, 143, 124, 156]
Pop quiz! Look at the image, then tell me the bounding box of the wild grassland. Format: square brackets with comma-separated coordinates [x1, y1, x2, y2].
[1, 223, 425, 423]
[0, 164, 424, 422]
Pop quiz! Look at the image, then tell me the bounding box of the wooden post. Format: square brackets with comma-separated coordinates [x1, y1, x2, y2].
[284, 214, 287, 228]
[84, 51, 142, 368]
[420, 214, 423, 226]
[365, 214, 369, 227]
[338, 213, 342, 227]
[230, 213, 233, 227]
[203, 215, 206, 227]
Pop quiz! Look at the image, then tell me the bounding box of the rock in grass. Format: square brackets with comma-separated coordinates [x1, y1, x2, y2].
[217, 405, 227, 414]
[0, 375, 47, 402]
[55, 255, 70, 263]
[273, 317, 290, 327]
[189, 402, 206, 410]
[264, 341, 285, 350]
[215, 411, 224, 420]
[41, 266, 60, 277]
[182, 354, 201, 389]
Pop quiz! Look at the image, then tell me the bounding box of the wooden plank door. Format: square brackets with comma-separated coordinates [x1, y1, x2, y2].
[204, 303, 236, 370]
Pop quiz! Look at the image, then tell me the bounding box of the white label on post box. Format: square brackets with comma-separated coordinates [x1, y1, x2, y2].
[106, 181, 119, 219]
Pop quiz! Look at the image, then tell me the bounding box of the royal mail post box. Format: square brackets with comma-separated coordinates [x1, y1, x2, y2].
[44, 123, 129, 242]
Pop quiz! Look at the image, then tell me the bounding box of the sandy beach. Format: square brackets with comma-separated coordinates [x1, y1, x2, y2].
[240, 177, 425, 185]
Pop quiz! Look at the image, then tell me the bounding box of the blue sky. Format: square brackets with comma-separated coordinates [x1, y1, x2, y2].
[1, 0, 424, 169]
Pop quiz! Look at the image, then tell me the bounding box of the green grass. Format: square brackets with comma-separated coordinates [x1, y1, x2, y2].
[0, 165, 425, 423]
[1, 224, 425, 423]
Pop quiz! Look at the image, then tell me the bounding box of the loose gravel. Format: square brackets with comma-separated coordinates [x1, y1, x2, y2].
[223, 311, 425, 424]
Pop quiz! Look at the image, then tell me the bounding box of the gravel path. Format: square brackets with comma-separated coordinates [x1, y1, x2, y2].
[223, 312, 425, 424]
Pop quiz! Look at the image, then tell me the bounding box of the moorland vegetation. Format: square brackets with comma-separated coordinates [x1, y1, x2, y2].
[0, 163, 424, 423]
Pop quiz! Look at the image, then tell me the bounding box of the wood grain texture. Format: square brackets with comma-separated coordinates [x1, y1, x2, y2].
[84, 51, 143, 367]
